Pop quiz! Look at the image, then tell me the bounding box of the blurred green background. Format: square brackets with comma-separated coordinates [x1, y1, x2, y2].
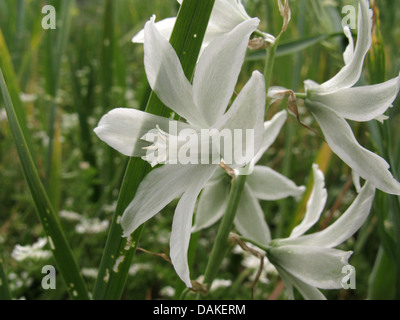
[0, 0, 399, 300]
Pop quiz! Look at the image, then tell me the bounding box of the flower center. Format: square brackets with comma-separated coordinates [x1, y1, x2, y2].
[141, 125, 185, 167]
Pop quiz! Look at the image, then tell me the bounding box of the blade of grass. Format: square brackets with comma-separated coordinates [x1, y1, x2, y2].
[100, 0, 116, 186]
[93, 0, 216, 300]
[277, 0, 306, 238]
[0, 29, 34, 158]
[367, 4, 400, 298]
[0, 258, 12, 300]
[367, 246, 396, 299]
[0, 68, 89, 300]
[44, 0, 74, 210]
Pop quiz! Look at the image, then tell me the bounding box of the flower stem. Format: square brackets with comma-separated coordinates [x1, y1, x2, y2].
[263, 38, 280, 115]
[202, 174, 247, 288]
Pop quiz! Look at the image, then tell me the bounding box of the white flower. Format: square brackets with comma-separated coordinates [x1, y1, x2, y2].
[81, 268, 99, 279]
[160, 286, 176, 297]
[192, 111, 305, 246]
[94, 17, 265, 287]
[59, 210, 82, 222]
[11, 238, 52, 262]
[304, 0, 400, 195]
[132, 0, 253, 50]
[263, 164, 376, 300]
[75, 217, 109, 234]
[195, 275, 232, 292]
[0, 108, 6, 122]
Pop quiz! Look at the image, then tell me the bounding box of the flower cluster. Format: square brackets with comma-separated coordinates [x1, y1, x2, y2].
[95, 0, 399, 299]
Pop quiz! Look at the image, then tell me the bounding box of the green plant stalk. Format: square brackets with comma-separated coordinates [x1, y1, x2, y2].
[0, 29, 34, 158]
[44, 0, 74, 202]
[0, 68, 89, 300]
[101, 0, 117, 186]
[202, 174, 247, 288]
[93, 0, 216, 300]
[201, 37, 280, 293]
[366, 6, 400, 298]
[0, 258, 12, 300]
[277, 0, 306, 238]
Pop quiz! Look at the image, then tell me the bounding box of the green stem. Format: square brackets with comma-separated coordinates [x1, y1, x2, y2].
[264, 40, 278, 102]
[0, 258, 12, 300]
[294, 92, 307, 99]
[382, 121, 400, 300]
[202, 174, 247, 288]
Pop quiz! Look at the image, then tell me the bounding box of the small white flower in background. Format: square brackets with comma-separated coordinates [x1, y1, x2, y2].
[59, 210, 82, 222]
[195, 275, 232, 292]
[261, 164, 376, 300]
[192, 111, 305, 246]
[0, 108, 7, 122]
[19, 92, 37, 103]
[303, 0, 400, 195]
[95, 17, 265, 287]
[160, 286, 176, 298]
[8, 272, 33, 293]
[11, 238, 52, 262]
[128, 263, 152, 276]
[81, 268, 99, 279]
[132, 0, 254, 50]
[59, 210, 109, 234]
[75, 217, 109, 234]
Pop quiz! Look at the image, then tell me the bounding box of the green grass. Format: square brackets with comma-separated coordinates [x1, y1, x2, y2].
[0, 0, 399, 300]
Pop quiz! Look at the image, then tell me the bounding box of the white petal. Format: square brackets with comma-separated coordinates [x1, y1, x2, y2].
[193, 18, 260, 126]
[120, 164, 215, 236]
[192, 178, 230, 233]
[309, 76, 400, 122]
[234, 184, 271, 246]
[283, 181, 375, 248]
[268, 245, 352, 289]
[170, 165, 217, 287]
[275, 266, 327, 300]
[312, 0, 373, 93]
[253, 111, 287, 164]
[94, 108, 191, 157]
[307, 101, 400, 195]
[180, 0, 251, 48]
[132, 17, 176, 43]
[144, 16, 206, 127]
[290, 164, 327, 238]
[246, 166, 305, 201]
[352, 170, 362, 193]
[343, 26, 355, 65]
[215, 71, 266, 166]
[208, 0, 251, 33]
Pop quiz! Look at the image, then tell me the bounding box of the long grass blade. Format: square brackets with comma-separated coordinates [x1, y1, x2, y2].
[0, 68, 89, 300]
[0, 258, 12, 300]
